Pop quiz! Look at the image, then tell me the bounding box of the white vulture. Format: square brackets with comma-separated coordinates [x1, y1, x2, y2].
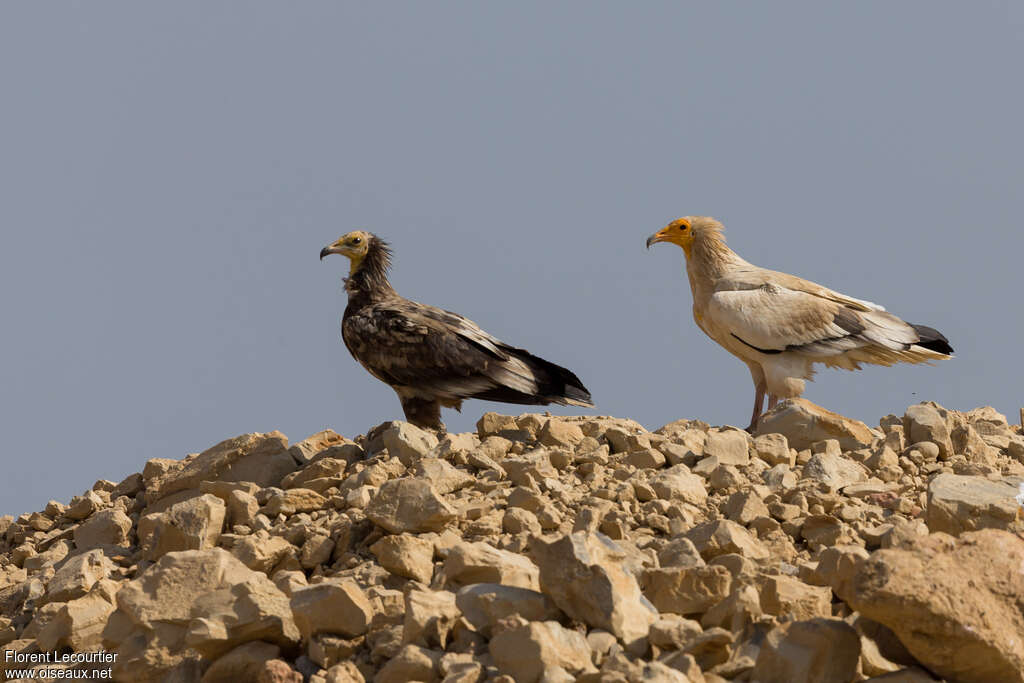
[647, 216, 953, 430]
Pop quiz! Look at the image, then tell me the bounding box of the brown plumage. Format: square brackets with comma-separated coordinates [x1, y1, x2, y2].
[647, 216, 953, 431]
[320, 231, 593, 430]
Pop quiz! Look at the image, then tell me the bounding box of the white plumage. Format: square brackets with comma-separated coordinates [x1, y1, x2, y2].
[647, 216, 953, 430]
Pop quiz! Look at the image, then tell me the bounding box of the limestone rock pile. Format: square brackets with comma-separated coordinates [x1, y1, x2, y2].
[2, 399, 1024, 682]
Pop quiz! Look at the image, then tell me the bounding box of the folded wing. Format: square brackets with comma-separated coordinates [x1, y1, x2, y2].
[708, 278, 951, 370]
[343, 300, 593, 406]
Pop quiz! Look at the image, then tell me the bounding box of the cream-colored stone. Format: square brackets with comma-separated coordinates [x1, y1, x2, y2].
[290, 578, 373, 640]
[371, 533, 435, 583]
[531, 532, 656, 648]
[489, 619, 594, 683]
[756, 399, 873, 451]
[366, 479, 456, 534]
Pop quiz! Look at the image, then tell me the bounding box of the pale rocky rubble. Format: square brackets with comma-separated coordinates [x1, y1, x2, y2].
[0, 401, 1023, 682]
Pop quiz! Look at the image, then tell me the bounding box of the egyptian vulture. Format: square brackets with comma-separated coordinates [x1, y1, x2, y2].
[320, 231, 593, 430]
[647, 216, 953, 431]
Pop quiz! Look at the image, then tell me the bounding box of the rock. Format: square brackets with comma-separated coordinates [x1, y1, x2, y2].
[641, 565, 732, 615]
[701, 582, 762, 632]
[763, 464, 798, 491]
[707, 464, 745, 490]
[503, 450, 558, 487]
[139, 493, 226, 560]
[866, 446, 899, 471]
[904, 403, 953, 459]
[702, 430, 750, 466]
[110, 548, 299, 678]
[412, 458, 474, 494]
[443, 540, 540, 590]
[324, 661, 366, 683]
[201, 641, 280, 683]
[801, 515, 853, 549]
[531, 532, 656, 648]
[489, 619, 594, 683]
[843, 481, 898, 498]
[231, 531, 295, 573]
[680, 626, 733, 670]
[476, 412, 520, 437]
[44, 549, 114, 604]
[259, 659, 303, 682]
[758, 575, 832, 620]
[925, 473, 1020, 535]
[605, 425, 652, 453]
[657, 537, 706, 568]
[854, 615, 908, 677]
[862, 669, 942, 682]
[752, 618, 861, 683]
[810, 544, 869, 596]
[307, 633, 362, 669]
[951, 424, 1000, 464]
[624, 448, 666, 469]
[538, 419, 585, 448]
[438, 431, 482, 457]
[753, 433, 793, 466]
[503, 507, 541, 535]
[455, 584, 560, 637]
[403, 588, 459, 648]
[37, 579, 118, 651]
[911, 441, 941, 461]
[648, 467, 708, 506]
[474, 435, 515, 462]
[600, 652, 693, 682]
[371, 534, 435, 583]
[299, 534, 334, 569]
[147, 431, 294, 503]
[281, 459, 347, 493]
[366, 479, 456, 534]
[226, 490, 260, 528]
[263, 489, 327, 517]
[65, 491, 105, 520]
[374, 644, 442, 683]
[9, 403, 1024, 681]
[648, 614, 703, 650]
[838, 529, 1024, 682]
[290, 579, 373, 640]
[684, 519, 770, 560]
[381, 422, 440, 465]
[507, 487, 544, 512]
[73, 508, 132, 549]
[803, 453, 867, 490]
[756, 398, 873, 451]
[286, 429, 346, 465]
[724, 490, 770, 525]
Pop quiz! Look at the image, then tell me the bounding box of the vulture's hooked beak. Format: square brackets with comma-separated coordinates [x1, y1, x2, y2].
[646, 229, 669, 249]
[320, 244, 343, 261]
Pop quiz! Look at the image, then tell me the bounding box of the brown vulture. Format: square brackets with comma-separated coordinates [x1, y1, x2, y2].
[320, 231, 593, 430]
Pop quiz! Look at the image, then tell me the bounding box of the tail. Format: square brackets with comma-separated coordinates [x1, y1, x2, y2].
[474, 347, 594, 408]
[911, 324, 954, 355]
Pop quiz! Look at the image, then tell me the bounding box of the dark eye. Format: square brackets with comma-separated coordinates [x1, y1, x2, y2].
[351, 237, 362, 245]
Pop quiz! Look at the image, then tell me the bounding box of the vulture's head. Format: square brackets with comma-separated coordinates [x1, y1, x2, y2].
[320, 230, 373, 262]
[646, 216, 724, 257]
[321, 231, 393, 280]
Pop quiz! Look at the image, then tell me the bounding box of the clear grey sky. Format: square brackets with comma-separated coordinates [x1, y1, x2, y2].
[2, 3, 1021, 516]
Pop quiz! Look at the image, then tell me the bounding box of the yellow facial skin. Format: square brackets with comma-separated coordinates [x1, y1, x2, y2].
[320, 230, 372, 274]
[646, 217, 695, 257]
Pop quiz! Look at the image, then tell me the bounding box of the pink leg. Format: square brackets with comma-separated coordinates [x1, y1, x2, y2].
[746, 382, 766, 432]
